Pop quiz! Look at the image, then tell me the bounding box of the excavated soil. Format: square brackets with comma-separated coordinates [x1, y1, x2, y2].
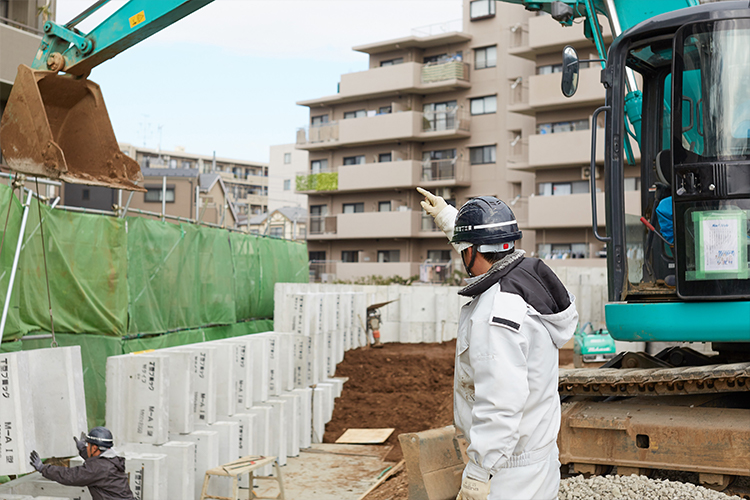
[324, 341, 456, 463]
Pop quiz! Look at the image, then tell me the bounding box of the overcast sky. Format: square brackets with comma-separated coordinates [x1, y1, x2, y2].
[54, 0, 463, 162]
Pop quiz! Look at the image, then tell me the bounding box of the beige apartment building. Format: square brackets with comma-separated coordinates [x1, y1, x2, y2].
[119, 143, 269, 218]
[295, 0, 642, 282]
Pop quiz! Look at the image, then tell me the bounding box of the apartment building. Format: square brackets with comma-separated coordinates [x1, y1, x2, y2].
[119, 143, 269, 218]
[268, 144, 308, 212]
[0, 0, 55, 167]
[295, 0, 536, 282]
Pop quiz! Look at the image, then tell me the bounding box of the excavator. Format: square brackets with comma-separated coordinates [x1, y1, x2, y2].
[2, 0, 750, 496]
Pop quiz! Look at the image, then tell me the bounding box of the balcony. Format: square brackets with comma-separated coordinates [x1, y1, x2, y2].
[420, 157, 470, 187]
[296, 109, 470, 151]
[527, 127, 639, 170]
[338, 160, 420, 192]
[527, 190, 640, 229]
[508, 15, 613, 61]
[295, 171, 338, 193]
[335, 262, 419, 281]
[307, 210, 421, 240]
[526, 67, 605, 112]
[0, 21, 43, 84]
[308, 215, 338, 238]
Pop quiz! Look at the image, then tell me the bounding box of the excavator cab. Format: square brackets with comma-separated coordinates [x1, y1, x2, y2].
[0, 65, 143, 190]
[564, 1, 750, 343]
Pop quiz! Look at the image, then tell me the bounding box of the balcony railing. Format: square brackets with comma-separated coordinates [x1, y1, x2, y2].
[0, 15, 43, 35]
[421, 158, 463, 182]
[411, 19, 462, 37]
[309, 215, 337, 235]
[421, 61, 470, 84]
[421, 214, 440, 232]
[422, 108, 469, 133]
[295, 171, 338, 192]
[296, 122, 339, 145]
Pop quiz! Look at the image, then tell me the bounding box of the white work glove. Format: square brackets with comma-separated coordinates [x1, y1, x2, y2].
[417, 187, 457, 233]
[456, 475, 491, 500]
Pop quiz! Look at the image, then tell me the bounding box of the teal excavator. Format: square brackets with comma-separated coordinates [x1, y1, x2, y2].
[498, 0, 750, 491]
[2, 0, 750, 492]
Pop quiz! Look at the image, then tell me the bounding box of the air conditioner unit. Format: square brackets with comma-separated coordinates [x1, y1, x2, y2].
[581, 166, 591, 180]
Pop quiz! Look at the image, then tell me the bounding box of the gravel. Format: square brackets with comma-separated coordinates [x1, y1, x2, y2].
[559, 474, 743, 500]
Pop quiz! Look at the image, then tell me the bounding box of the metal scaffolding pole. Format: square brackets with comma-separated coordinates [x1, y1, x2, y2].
[0, 190, 34, 343]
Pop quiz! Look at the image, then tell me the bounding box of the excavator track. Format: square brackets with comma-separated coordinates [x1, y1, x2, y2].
[559, 362, 750, 397]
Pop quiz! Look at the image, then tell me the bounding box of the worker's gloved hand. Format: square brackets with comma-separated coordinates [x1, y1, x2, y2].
[417, 187, 457, 235]
[29, 450, 43, 472]
[74, 432, 87, 455]
[456, 476, 491, 500]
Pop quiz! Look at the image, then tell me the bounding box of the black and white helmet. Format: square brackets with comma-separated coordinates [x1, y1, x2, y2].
[86, 427, 114, 449]
[451, 196, 522, 252]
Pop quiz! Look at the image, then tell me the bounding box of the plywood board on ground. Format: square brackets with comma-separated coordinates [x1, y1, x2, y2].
[336, 428, 395, 444]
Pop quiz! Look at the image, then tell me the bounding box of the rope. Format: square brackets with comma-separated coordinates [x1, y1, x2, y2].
[34, 179, 56, 348]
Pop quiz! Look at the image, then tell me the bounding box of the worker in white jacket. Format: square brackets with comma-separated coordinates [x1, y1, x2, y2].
[418, 188, 578, 500]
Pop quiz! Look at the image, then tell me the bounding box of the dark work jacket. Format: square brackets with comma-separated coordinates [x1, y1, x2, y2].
[40, 448, 134, 500]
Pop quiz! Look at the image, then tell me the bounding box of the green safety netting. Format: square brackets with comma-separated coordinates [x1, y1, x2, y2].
[18, 198, 129, 337]
[0, 185, 23, 340]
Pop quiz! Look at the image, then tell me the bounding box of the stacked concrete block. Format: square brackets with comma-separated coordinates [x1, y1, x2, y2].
[168, 429, 218, 500]
[263, 399, 288, 467]
[211, 342, 237, 418]
[166, 350, 193, 434]
[0, 351, 36, 476]
[25, 346, 88, 459]
[292, 335, 309, 388]
[196, 421, 240, 500]
[248, 405, 272, 475]
[292, 388, 312, 449]
[311, 386, 326, 444]
[106, 353, 170, 446]
[125, 453, 169, 500]
[247, 335, 269, 404]
[3, 478, 92, 499]
[278, 393, 300, 457]
[277, 333, 295, 392]
[120, 441, 196, 500]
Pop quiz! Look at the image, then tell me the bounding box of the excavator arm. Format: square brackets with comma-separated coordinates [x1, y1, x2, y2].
[0, 0, 214, 190]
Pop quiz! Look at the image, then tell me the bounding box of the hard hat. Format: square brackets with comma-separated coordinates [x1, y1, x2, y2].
[451, 196, 522, 249]
[86, 427, 114, 449]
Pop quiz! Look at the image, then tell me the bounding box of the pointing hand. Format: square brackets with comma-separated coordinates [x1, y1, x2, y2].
[417, 187, 448, 218]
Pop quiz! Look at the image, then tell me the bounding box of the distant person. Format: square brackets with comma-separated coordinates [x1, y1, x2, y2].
[419, 187, 578, 500]
[30, 426, 134, 500]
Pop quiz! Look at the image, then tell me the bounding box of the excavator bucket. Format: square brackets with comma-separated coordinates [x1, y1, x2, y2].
[0, 65, 144, 191]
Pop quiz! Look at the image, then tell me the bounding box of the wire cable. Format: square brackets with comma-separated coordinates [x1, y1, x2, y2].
[0, 173, 16, 266]
[34, 178, 56, 348]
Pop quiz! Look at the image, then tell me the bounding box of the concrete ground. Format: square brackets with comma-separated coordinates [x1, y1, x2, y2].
[251, 443, 395, 500]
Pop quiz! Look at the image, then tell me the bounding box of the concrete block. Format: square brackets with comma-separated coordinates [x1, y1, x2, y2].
[264, 399, 287, 467]
[185, 346, 218, 425]
[257, 333, 281, 397]
[248, 406, 272, 476]
[292, 388, 312, 450]
[310, 333, 322, 385]
[223, 339, 253, 410]
[227, 413, 255, 487]
[161, 350, 193, 434]
[316, 382, 335, 422]
[168, 429, 218, 500]
[247, 335, 269, 404]
[105, 355, 125, 446]
[26, 346, 87, 458]
[353, 293, 368, 348]
[196, 421, 240, 500]
[0, 352, 36, 476]
[210, 342, 237, 418]
[339, 293, 352, 352]
[311, 387, 326, 444]
[292, 335, 309, 388]
[4, 478, 91, 499]
[119, 441, 195, 500]
[277, 333, 295, 392]
[124, 452, 168, 500]
[278, 393, 300, 457]
[323, 377, 345, 399]
[324, 330, 335, 378]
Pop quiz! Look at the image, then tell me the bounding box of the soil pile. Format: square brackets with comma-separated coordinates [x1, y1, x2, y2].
[324, 341, 456, 462]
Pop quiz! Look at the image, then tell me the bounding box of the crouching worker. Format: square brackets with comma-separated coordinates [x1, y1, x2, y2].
[418, 187, 578, 500]
[29, 426, 135, 500]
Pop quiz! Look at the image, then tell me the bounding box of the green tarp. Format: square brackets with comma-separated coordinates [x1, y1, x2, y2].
[0, 186, 23, 340]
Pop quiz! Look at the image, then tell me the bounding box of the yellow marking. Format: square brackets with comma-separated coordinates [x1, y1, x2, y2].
[129, 10, 146, 29]
[130, 349, 155, 355]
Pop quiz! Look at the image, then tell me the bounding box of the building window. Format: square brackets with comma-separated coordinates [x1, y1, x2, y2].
[470, 0, 495, 20]
[474, 46, 497, 70]
[144, 186, 176, 203]
[538, 243, 588, 259]
[537, 181, 589, 196]
[344, 110, 366, 119]
[624, 177, 641, 191]
[311, 159, 328, 173]
[537, 61, 589, 75]
[309, 251, 326, 261]
[423, 100, 457, 131]
[284, 153, 291, 164]
[378, 201, 391, 212]
[378, 153, 392, 163]
[182, 161, 192, 169]
[297, 226, 306, 239]
[342, 202, 364, 214]
[537, 119, 589, 134]
[427, 250, 451, 262]
[343, 155, 365, 165]
[311, 115, 329, 126]
[469, 145, 496, 165]
[378, 106, 392, 114]
[283, 179, 291, 191]
[378, 250, 400, 263]
[269, 227, 284, 238]
[470, 95, 497, 115]
[380, 58, 403, 67]
[81, 189, 90, 201]
[341, 251, 359, 263]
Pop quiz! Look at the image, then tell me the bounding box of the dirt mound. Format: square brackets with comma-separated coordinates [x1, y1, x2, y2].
[324, 341, 456, 462]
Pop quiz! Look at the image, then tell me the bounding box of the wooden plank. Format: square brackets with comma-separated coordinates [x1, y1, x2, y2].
[357, 460, 405, 500]
[336, 428, 395, 444]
